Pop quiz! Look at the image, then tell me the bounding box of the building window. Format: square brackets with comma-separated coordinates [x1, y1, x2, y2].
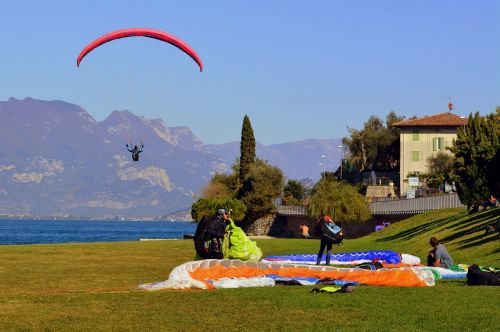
[412, 131, 420, 141]
[432, 137, 445, 151]
[411, 151, 420, 161]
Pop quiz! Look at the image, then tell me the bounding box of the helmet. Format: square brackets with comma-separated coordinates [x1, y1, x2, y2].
[324, 215, 333, 222]
[216, 208, 228, 216]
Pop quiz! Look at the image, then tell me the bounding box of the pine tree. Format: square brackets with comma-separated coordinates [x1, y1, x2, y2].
[239, 115, 256, 195]
[342, 112, 403, 173]
[240, 159, 284, 221]
[449, 112, 499, 211]
[488, 107, 500, 197]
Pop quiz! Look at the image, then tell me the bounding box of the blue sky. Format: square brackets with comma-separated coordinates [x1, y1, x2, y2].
[0, 1, 498, 145]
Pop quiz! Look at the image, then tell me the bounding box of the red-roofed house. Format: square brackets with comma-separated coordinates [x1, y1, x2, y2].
[392, 112, 467, 196]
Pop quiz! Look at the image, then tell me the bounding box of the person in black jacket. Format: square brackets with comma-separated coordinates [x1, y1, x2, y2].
[316, 214, 343, 265]
[126, 142, 144, 162]
[193, 209, 229, 259]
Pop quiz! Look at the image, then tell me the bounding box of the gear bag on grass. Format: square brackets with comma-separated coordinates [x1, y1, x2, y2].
[466, 264, 500, 286]
[311, 284, 355, 293]
[222, 218, 263, 261]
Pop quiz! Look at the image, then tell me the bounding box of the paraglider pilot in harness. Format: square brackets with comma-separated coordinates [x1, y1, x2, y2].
[126, 142, 144, 162]
[194, 208, 230, 259]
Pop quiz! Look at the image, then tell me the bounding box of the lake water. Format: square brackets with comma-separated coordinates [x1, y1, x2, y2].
[0, 219, 197, 245]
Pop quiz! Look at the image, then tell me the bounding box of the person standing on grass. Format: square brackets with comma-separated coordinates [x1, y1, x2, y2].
[299, 224, 310, 239]
[316, 214, 343, 265]
[427, 237, 454, 268]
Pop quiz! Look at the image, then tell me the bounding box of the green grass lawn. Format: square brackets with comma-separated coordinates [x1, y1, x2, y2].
[0, 208, 498, 331]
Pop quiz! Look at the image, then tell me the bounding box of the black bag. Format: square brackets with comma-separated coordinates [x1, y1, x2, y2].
[466, 264, 500, 286]
[355, 260, 384, 270]
[321, 221, 344, 244]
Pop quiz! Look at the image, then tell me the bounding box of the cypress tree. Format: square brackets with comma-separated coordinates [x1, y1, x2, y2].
[239, 115, 256, 194]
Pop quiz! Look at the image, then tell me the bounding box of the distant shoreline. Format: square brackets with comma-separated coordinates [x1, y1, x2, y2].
[0, 216, 194, 222]
[0, 219, 197, 245]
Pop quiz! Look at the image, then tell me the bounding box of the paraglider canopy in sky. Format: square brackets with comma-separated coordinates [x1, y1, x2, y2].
[76, 28, 203, 72]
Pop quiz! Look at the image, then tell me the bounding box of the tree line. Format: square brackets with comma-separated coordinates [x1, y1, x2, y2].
[340, 108, 499, 213]
[191, 107, 499, 229]
[191, 115, 371, 228]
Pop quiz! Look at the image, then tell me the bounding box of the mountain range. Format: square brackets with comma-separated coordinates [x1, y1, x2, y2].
[0, 97, 341, 218]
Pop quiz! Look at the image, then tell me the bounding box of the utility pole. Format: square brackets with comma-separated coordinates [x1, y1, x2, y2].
[337, 145, 343, 180]
[321, 155, 326, 179]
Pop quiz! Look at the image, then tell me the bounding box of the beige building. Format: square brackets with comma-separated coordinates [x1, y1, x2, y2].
[392, 113, 467, 196]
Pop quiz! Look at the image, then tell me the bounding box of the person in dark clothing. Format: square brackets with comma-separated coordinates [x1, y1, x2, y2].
[193, 209, 229, 259]
[126, 143, 144, 162]
[316, 214, 343, 265]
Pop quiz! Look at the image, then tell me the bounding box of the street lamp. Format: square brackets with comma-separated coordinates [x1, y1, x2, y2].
[337, 145, 343, 180]
[321, 155, 326, 178]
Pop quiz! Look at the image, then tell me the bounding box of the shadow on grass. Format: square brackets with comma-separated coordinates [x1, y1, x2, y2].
[450, 209, 499, 232]
[375, 213, 462, 242]
[375, 209, 499, 247]
[457, 234, 499, 250]
[441, 224, 489, 244]
[441, 210, 500, 245]
[450, 216, 491, 232]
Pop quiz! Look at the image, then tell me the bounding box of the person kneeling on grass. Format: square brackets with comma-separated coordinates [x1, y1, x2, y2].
[427, 237, 454, 268]
[193, 209, 229, 259]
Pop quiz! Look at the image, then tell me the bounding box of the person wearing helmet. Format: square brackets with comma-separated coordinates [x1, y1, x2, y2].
[193, 208, 230, 259]
[126, 142, 144, 162]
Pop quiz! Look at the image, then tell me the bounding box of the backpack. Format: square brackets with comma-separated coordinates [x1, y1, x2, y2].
[466, 264, 500, 286]
[321, 221, 344, 244]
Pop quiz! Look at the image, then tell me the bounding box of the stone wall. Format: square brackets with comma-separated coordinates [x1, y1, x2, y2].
[244, 214, 278, 236]
[243, 213, 412, 238]
[366, 185, 396, 201]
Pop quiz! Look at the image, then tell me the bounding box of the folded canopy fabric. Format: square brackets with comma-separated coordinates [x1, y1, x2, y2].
[263, 250, 421, 265]
[138, 259, 435, 290]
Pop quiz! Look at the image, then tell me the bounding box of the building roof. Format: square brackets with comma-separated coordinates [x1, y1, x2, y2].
[392, 112, 468, 127]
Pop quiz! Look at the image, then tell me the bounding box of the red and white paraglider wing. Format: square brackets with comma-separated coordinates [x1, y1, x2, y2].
[76, 28, 203, 72]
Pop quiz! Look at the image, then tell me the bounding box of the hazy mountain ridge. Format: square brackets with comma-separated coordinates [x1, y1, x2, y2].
[0, 98, 224, 217]
[205, 138, 342, 181]
[0, 97, 341, 217]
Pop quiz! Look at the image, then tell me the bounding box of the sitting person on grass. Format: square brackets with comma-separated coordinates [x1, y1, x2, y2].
[427, 237, 454, 269]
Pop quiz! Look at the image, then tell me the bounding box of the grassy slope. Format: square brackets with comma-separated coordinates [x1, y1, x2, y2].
[346, 207, 500, 266]
[0, 208, 498, 331]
